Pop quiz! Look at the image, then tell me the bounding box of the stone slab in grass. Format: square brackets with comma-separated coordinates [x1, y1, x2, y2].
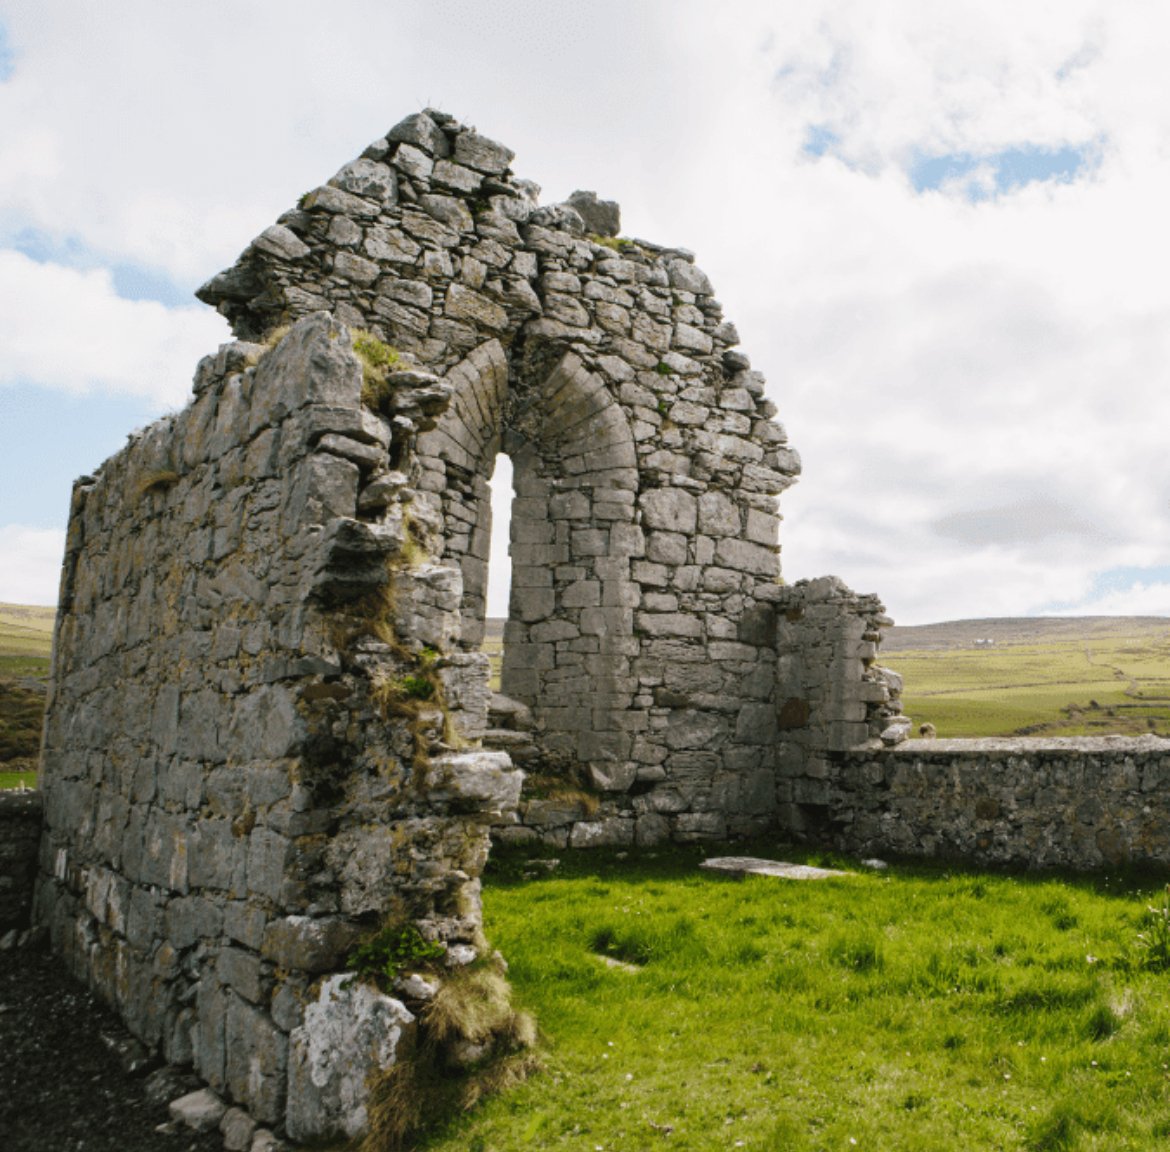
[700, 857, 852, 880]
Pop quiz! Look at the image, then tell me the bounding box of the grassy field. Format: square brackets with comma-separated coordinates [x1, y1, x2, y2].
[884, 617, 1170, 739]
[0, 602, 53, 786]
[413, 843, 1170, 1151]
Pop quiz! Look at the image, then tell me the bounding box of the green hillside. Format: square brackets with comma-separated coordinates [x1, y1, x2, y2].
[885, 617, 1170, 739]
[0, 603, 54, 786]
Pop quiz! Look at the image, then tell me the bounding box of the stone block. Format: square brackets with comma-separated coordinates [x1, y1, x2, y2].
[640, 488, 697, 533]
[646, 531, 688, 566]
[227, 996, 288, 1125]
[170, 1088, 227, 1133]
[262, 916, 363, 974]
[570, 818, 634, 848]
[286, 975, 415, 1144]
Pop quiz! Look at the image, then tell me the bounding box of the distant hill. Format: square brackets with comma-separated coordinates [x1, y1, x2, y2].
[881, 616, 1170, 652]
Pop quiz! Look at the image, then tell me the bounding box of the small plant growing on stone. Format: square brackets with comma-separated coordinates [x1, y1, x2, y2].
[354, 328, 401, 408]
[397, 673, 435, 701]
[348, 920, 446, 988]
[1136, 884, 1170, 970]
[362, 962, 538, 1152]
[589, 233, 633, 252]
[655, 361, 672, 376]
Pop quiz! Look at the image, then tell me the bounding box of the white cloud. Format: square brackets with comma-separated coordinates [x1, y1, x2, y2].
[0, 250, 227, 405]
[0, 524, 64, 605]
[1, 2, 1169, 623]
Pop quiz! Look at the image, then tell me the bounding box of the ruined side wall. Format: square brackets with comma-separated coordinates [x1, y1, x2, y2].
[794, 737, 1170, 870]
[35, 315, 521, 1140]
[772, 576, 907, 829]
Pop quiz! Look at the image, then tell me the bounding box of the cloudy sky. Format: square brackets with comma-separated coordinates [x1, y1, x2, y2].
[2, 0, 1169, 625]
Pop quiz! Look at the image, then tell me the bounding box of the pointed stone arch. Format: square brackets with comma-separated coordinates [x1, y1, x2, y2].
[415, 340, 643, 790]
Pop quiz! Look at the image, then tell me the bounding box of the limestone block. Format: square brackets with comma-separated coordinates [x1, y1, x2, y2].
[304, 185, 380, 218]
[287, 975, 415, 1143]
[697, 491, 740, 536]
[221, 1107, 258, 1152]
[674, 811, 726, 840]
[428, 751, 523, 815]
[587, 760, 639, 793]
[333, 252, 380, 285]
[433, 159, 483, 193]
[247, 827, 291, 903]
[645, 531, 688, 566]
[227, 996, 288, 1123]
[635, 813, 671, 846]
[262, 916, 363, 973]
[388, 112, 449, 156]
[453, 130, 515, 174]
[640, 488, 697, 534]
[327, 215, 361, 246]
[714, 537, 777, 577]
[566, 190, 621, 237]
[663, 709, 726, 751]
[170, 1088, 227, 1133]
[330, 159, 398, 204]
[253, 224, 311, 261]
[734, 703, 778, 746]
[229, 687, 301, 761]
[636, 612, 702, 639]
[445, 283, 508, 330]
[570, 818, 635, 848]
[364, 224, 422, 265]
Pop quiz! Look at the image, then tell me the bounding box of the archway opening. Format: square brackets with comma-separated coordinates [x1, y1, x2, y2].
[484, 452, 514, 691]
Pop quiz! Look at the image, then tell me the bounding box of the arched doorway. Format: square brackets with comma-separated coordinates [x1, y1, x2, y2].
[414, 341, 644, 793]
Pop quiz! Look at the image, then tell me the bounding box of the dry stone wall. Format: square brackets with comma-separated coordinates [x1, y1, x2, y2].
[794, 736, 1170, 870]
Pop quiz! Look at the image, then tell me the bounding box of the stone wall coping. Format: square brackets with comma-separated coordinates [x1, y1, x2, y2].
[848, 735, 1170, 756]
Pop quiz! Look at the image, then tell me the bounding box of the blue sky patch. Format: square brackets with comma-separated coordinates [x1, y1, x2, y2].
[0, 20, 15, 83]
[910, 143, 1093, 199]
[802, 124, 840, 159]
[11, 228, 196, 307]
[1038, 565, 1170, 614]
[0, 382, 167, 529]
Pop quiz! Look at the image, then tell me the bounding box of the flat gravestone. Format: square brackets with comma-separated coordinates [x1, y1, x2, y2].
[700, 857, 852, 880]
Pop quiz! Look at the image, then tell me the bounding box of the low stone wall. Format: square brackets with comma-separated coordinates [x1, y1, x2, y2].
[0, 790, 41, 935]
[793, 736, 1170, 870]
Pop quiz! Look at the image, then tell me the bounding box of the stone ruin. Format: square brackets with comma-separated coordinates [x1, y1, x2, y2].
[29, 109, 904, 1142]
[31, 109, 1170, 1146]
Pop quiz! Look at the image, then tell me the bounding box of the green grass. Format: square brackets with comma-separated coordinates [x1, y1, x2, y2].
[894, 621, 1170, 738]
[0, 602, 52, 786]
[417, 845, 1170, 1151]
[0, 770, 37, 789]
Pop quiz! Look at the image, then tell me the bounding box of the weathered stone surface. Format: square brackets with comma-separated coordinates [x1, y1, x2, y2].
[169, 1088, 226, 1133]
[700, 857, 851, 880]
[566, 190, 621, 237]
[388, 112, 449, 156]
[262, 916, 363, 973]
[221, 1106, 258, 1151]
[286, 975, 415, 1143]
